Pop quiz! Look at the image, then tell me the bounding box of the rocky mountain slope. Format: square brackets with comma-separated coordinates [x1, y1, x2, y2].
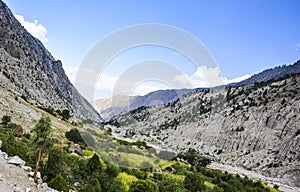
[0, 1, 101, 122]
[108, 73, 300, 188]
[95, 61, 299, 121]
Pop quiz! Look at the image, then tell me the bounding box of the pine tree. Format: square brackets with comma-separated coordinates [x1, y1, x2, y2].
[32, 115, 52, 183]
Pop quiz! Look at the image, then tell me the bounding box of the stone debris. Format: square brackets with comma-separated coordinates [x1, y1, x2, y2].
[0, 151, 60, 192]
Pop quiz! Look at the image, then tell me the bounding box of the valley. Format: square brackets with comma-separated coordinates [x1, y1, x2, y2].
[0, 0, 299, 191]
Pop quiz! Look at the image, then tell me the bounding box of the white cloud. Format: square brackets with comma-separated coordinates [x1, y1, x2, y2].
[223, 75, 251, 85]
[189, 66, 224, 87]
[14, 14, 48, 44]
[70, 65, 251, 99]
[175, 66, 251, 88]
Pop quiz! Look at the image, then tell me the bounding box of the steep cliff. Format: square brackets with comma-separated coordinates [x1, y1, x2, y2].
[0, 1, 102, 122]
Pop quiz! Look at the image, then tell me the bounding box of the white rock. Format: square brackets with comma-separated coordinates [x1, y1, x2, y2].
[36, 171, 41, 179]
[7, 156, 25, 167]
[26, 188, 31, 192]
[29, 172, 34, 177]
[0, 151, 8, 159]
[0, 139, 2, 148]
[22, 166, 32, 172]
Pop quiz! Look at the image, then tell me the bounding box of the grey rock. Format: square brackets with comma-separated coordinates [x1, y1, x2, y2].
[0, 139, 2, 148]
[37, 178, 43, 184]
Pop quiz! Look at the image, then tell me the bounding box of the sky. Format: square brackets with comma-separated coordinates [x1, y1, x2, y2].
[3, 0, 300, 100]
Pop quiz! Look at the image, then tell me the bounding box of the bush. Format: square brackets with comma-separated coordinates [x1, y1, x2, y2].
[129, 180, 159, 192]
[48, 174, 69, 192]
[65, 128, 85, 144]
[184, 173, 206, 192]
[1, 115, 11, 126]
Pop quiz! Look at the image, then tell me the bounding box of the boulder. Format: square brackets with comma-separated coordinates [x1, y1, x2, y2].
[7, 156, 25, 167]
[22, 166, 32, 172]
[28, 172, 34, 177]
[28, 171, 41, 179]
[0, 139, 2, 148]
[69, 144, 84, 156]
[0, 151, 8, 159]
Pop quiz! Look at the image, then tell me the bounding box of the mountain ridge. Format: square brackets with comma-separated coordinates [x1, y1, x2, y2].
[94, 61, 300, 121]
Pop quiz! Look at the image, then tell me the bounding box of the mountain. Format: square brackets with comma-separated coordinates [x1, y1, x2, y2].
[93, 89, 198, 121]
[94, 61, 299, 121]
[108, 72, 300, 187]
[229, 60, 300, 87]
[0, 1, 102, 122]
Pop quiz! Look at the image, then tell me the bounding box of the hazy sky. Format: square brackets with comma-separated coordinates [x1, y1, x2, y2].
[3, 0, 300, 99]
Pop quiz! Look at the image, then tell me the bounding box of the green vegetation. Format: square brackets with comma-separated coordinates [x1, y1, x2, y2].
[36, 106, 71, 121]
[0, 115, 281, 192]
[48, 174, 69, 192]
[65, 128, 85, 144]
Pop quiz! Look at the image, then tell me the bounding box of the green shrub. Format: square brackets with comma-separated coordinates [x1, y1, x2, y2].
[65, 128, 85, 144]
[1, 115, 11, 126]
[129, 180, 159, 192]
[48, 174, 69, 192]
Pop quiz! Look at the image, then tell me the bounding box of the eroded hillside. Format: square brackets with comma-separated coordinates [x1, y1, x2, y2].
[109, 74, 300, 187]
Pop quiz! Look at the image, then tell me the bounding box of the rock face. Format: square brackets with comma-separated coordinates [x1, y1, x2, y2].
[0, 1, 102, 122]
[109, 73, 300, 187]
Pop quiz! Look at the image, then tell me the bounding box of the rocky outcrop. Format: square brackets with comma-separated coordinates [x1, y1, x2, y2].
[0, 0, 102, 122]
[109, 74, 300, 187]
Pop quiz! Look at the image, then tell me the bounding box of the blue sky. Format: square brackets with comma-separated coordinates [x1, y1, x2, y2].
[3, 0, 300, 99]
